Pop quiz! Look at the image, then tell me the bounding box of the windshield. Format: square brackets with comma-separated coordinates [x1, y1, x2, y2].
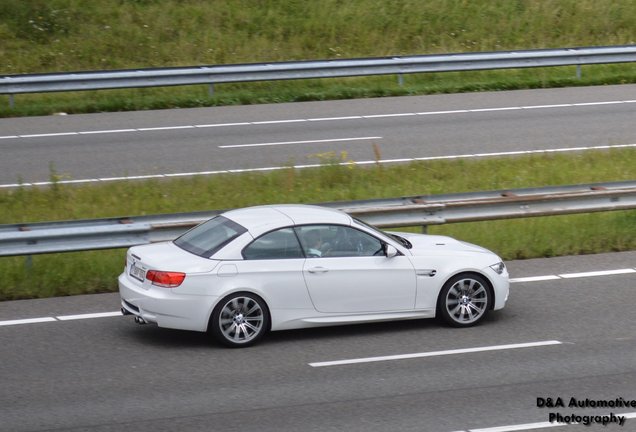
[351, 217, 412, 249]
[174, 216, 247, 258]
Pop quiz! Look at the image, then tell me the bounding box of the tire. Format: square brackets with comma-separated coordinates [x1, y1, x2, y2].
[437, 274, 491, 327]
[210, 292, 270, 348]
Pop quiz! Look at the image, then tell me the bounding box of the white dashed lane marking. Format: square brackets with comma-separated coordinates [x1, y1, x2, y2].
[218, 136, 383, 149]
[309, 340, 562, 367]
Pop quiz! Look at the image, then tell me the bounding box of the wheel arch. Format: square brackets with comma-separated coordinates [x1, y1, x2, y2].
[206, 289, 272, 333]
[436, 270, 496, 314]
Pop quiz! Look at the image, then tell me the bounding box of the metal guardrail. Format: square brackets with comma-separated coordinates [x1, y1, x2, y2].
[3, 45, 636, 107]
[2, 180, 636, 257]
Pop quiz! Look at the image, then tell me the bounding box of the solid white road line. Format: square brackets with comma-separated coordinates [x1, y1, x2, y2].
[573, 101, 624, 106]
[251, 119, 308, 125]
[468, 421, 562, 431]
[19, 132, 79, 138]
[78, 129, 137, 135]
[362, 113, 417, 118]
[195, 122, 251, 128]
[470, 107, 523, 112]
[218, 136, 383, 149]
[0, 317, 58, 326]
[521, 104, 572, 109]
[56, 311, 124, 321]
[308, 340, 562, 367]
[0, 312, 122, 326]
[137, 125, 195, 131]
[460, 411, 636, 432]
[417, 109, 469, 115]
[468, 421, 560, 432]
[2, 99, 635, 141]
[509, 276, 562, 283]
[308, 116, 363, 121]
[559, 269, 636, 278]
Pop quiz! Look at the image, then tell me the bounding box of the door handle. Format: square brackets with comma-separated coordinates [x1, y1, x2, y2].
[308, 267, 329, 273]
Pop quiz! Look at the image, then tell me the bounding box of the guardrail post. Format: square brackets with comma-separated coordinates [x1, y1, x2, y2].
[9, 94, 15, 108]
[398, 74, 404, 86]
[208, 84, 214, 97]
[576, 65, 581, 79]
[422, 225, 427, 234]
[26, 255, 33, 271]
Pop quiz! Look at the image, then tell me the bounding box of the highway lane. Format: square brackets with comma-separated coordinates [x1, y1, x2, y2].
[1, 84, 636, 186]
[1, 251, 636, 431]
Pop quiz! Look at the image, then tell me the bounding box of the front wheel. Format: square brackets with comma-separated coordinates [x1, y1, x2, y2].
[437, 274, 491, 327]
[210, 292, 270, 348]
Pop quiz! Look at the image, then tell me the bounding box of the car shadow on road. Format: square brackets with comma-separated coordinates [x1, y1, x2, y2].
[117, 311, 506, 350]
[117, 320, 214, 348]
[264, 312, 505, 345]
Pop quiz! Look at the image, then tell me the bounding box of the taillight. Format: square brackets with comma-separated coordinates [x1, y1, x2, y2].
[146, 271, 186, 288]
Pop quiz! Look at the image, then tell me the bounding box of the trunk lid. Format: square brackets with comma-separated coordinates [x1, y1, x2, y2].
[124, 242, 220, 287]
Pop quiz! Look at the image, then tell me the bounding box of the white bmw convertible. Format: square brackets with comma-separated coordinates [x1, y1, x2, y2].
[119, 204, 509, 347]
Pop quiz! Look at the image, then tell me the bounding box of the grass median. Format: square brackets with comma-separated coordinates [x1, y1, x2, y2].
[2, 148, 636, 301]
[2, 0, 636, 116]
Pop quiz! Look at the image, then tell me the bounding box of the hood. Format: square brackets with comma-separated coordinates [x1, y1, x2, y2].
[388, 232, 496, 256]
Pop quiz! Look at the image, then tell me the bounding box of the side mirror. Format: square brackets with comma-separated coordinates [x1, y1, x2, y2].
[385, 244, 398, 258]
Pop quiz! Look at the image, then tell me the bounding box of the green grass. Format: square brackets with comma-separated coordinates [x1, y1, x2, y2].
[4, 0, 636, 73]
[3, 149, 636, 301]
[2, 0, 636, 116]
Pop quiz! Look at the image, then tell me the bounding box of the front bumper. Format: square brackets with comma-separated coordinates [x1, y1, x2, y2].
[482, 266, 509, 311]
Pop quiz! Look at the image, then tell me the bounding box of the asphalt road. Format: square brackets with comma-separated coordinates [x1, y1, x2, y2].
[2, 84, 636, 185]
[2, 251, 636, 432]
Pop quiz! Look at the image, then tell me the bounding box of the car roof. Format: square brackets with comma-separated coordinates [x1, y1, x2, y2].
[222, 204, 352, 236]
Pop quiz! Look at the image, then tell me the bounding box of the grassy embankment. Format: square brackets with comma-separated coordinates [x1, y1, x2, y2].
[1, 0, 636, 116]
[3, 149, 636, 301]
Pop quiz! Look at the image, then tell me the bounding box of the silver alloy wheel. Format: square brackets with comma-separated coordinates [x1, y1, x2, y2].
[218, 296, 265, 344]
[444, 277, 488, 325]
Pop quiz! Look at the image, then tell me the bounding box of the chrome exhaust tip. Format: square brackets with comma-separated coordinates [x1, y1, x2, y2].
[121, 307, 131, 316]
[134, 316, 147, 325]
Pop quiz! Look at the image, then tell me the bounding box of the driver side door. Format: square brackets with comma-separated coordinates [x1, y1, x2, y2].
[296, 225, 417, 313]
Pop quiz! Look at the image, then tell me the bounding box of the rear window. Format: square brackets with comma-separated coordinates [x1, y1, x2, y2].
[174, 216, 247, 258]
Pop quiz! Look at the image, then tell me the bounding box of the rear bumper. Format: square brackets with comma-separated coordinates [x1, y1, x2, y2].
[118, 273, 218, 332]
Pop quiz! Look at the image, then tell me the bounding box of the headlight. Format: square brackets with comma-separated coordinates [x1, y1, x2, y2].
[490, 262, 506, 275]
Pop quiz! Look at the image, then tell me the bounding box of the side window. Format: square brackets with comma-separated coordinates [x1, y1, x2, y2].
[242, 228, 304, 260]
[294, 225, 384, 258]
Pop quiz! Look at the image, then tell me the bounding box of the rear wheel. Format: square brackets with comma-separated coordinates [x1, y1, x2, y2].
[437, 274, 490, 327]
[210, 292, 269, 348]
